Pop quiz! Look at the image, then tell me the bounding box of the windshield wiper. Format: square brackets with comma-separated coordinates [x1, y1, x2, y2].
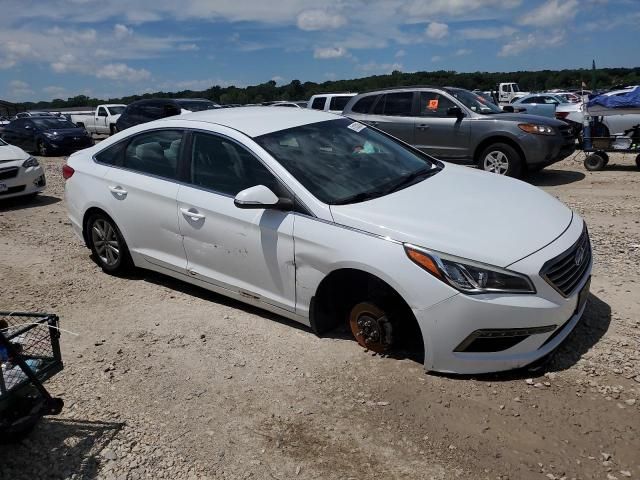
[381, 166, 440, 195]
[332, 189, 390, 205]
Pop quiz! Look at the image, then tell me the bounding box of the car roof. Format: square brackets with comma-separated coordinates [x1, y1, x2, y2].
[161, 106, 341, 137]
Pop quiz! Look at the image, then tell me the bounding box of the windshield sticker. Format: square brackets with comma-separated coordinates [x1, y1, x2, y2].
[347, 122, 367, 133]
[428, 99, 439, 110]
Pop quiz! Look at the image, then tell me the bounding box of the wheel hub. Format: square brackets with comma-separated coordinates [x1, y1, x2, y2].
[349, 303, 393, 354]
[484, 151, 509, 174]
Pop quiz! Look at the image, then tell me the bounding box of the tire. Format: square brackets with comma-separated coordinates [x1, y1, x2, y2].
[348, 301, 396, 354]
[86, 212, 132, 274]
[636, 154, 640, 170]
[478, 143, 523, 178]
[37, 140, 48, 157]
[584, 153, 606, 171]
[599, 151, 609, 165]
[110, 124, 117, 135]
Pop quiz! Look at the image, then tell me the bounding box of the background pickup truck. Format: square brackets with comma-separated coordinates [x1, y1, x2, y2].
[70, 104, 126, 135]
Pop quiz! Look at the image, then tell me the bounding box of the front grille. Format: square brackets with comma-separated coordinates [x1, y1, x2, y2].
[541, 228, 591, 297]
[0, 166, 19, 180]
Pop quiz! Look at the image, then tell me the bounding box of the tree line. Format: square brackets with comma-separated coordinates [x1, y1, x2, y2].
[21, 67, 640, 110]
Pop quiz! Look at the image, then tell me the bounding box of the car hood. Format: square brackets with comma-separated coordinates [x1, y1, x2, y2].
[43, 127, 88, 137]
[329, 163, 573, 268]
[0, 144, 30, 163]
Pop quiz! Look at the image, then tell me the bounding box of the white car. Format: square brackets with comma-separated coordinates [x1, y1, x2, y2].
[307, 93, 356, 113]
[0, 138, 46, 199]
[64, 108, 592, 374]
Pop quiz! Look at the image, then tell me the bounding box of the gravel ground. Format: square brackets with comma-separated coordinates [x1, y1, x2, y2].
[0, 150, 639, 480]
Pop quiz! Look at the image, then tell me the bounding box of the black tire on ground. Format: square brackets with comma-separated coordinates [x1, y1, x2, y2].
[110, 124, 117, 135]
[86, 212, 133, 275]
[584, 153, 606, 171]
[478, 142, 524, 178]
[597, 151, 609, 165]
[636, 154, 640, 170]
[37, 140, 48, 157]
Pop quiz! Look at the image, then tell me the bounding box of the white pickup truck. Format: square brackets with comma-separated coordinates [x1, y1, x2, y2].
[70, 104, 126, 135]
[492, 83, 529, 105]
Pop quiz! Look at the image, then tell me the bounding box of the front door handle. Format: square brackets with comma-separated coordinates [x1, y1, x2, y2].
[417, 124, 430, 131]
[108, 185, 128, 197]
[180, 207, 205, 221]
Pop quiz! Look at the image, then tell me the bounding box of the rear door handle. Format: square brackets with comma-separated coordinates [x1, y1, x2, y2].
[108, 185, 128, 197]
[417, 124, 430, 131]
[180, 207, 206, 221]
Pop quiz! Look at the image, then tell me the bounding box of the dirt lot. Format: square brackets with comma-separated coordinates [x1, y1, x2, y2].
[1, 151, 639, 480]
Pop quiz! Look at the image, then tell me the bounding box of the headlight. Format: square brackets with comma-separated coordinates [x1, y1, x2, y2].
[404, 245, 535, 294]
[518, 123, 555, 136]
[43, 132, 59, 139]
[22, 156, 39, 168]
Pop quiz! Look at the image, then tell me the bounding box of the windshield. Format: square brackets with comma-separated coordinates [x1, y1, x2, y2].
[32, 118, 78, 129]
[255, 118, 439, 205]
[175, 100, 218, 112]
[447, 88, 503, 114]
[107, 106, 125, 115]
[513, 84, 520, 92]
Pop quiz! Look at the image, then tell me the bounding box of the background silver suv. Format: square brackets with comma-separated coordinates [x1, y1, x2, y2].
[343, 87, 575, 177]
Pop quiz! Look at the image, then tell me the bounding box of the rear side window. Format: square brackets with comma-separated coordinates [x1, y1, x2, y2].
[189, 132, 281, 197]
[123, 130, 183, 179]
[329, 96, 351, 111]
[351, 95, 378, 113]
[373, 92, 414, 116]
[95, 141, 126, 165]
[419, 92, 456, 117]
[311, 97, 326, 110]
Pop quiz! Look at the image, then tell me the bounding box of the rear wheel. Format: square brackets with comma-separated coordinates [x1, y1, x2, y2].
[110, 124, 117, 135]
[479, 143, 523, 178]
[635, 154, 640, 170]
[86, 213, 132, 274]
[584, 153, 606, 171]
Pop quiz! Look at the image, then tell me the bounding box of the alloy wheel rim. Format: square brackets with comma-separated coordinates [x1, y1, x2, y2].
[91, 219, 120, 266]
[483, 151, 509, 174]
[39, 142, 47, 156]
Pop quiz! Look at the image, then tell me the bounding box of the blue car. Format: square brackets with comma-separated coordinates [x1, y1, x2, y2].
[1, 116, 94, 156]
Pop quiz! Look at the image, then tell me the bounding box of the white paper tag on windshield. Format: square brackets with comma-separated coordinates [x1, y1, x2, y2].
[347, 122, 366, 133]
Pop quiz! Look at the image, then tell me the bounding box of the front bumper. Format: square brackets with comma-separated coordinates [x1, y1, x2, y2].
[0, 165, 46, 200]
[416, 217, 591, 374]
[520, 129, 576, 167]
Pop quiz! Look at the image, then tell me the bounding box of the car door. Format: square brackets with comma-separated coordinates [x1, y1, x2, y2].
[362, 92, 416, 144]
[96, 107, 109, 134]
[413, 91, 471, 160]
[176, 130, 296, 312]
[1, 119, 24, 147]
[102, 129, 186, 272]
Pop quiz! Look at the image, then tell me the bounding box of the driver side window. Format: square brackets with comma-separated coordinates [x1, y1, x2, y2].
[189, 132, 283, 197]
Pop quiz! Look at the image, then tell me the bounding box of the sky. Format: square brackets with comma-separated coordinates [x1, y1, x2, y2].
[1, 0, 638, 102]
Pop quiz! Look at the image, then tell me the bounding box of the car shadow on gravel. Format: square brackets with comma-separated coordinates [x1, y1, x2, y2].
[0, 194, 61, 212]
[528, 169, 586, 187]
[431, 292, 611, 382]
[1, 418, 123, 479]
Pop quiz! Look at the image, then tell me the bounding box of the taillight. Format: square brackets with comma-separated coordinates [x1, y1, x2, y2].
[555, 112, 569, 120]
[62, 164, 75, 180]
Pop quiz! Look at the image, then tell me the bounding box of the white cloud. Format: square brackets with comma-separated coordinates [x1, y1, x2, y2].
[395, 49, 406, 58]
[402, 0, 521, 20]
[43, 85, 68, 98]
[425, 22, 449, 40]
[271, 75, 285, 83]
[313, 46, 348, 59]
[297, 9, 346, 31]
[519, 0, 578, 27]
[431, 55, 442, 62]
[356, 61, 403, 74]
[6, 80, 34, 100]
[499, 31, 565, 56]
[114, 24, 133, 39]
[461, 26, 518, 39]
[95, 63, 151, 82]
[455, 48, 472, 56]
[177, 43, 199, 51]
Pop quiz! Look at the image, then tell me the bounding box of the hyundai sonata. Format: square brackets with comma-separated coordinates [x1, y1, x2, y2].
[64, 108, 591, 374]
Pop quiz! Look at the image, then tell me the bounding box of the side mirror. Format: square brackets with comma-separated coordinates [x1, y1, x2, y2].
[234, 185, 293, 211]
[502, 105, 515, 113]
[446, 106, 464, 119]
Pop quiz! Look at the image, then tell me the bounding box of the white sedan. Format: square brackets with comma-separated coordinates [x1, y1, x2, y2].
[64, 108, 592, 374]
[0, 138, 46, 199]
